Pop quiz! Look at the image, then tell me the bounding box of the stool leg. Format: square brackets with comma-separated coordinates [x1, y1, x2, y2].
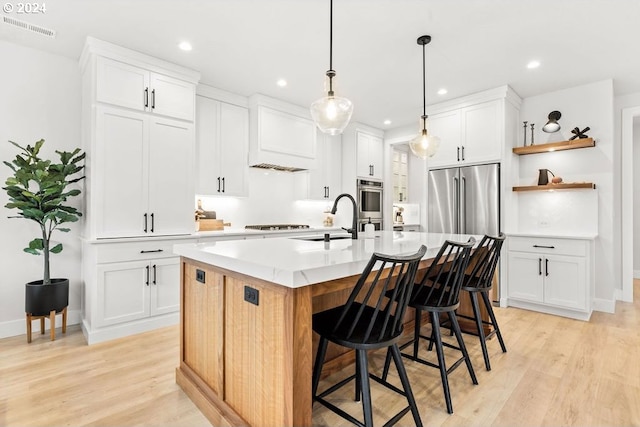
[469, 291, 491, 371]
[381, 347, 392, 381]
[450, 312, 478, 385]
[26, 314, 32, 343]
[62, 307, 67, 334]
[49, 310, 56, 341]
[312, 337, 328, 398]
[413, 309, 422, 358]
[355, 352, 361, 402]
[390, 343, 423, 427]
[40, 317, 45, 334]
[356, 350, 373, 427]
[430, 311, 453, 414]
[481, 291, 507, 353]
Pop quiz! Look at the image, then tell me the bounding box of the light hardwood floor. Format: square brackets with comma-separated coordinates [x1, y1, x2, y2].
[2, 281, 638, 426]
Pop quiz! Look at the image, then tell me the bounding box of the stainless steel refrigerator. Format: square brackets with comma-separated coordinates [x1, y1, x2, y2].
[428, 163, 501, 301]
[428, 163, 500, 236]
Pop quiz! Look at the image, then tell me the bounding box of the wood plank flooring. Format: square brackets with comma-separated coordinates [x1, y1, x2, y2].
[1, 281, 638, 426]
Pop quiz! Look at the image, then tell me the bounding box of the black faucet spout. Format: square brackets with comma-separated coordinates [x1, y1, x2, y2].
[331, 193, 358, 240]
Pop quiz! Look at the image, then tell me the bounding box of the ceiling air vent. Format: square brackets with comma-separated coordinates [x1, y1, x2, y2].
[251, 163, 305, 173]
[2, 16, 56, 38]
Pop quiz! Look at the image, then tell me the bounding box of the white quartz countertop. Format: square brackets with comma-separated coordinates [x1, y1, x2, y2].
[173, 231, 479, 288]
[506, 231, 598, 240]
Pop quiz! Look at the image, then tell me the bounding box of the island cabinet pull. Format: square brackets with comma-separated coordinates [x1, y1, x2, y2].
[140, 249, 163, 254]
[143, 213, 148, 233]
[545, 258, 549, 276]
[533, 244, 555, 249]
[152, 265, 157, 285]
[145, 265, 150, 286]
[538, 258, 542, 275]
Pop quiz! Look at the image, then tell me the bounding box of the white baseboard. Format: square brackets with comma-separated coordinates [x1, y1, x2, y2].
[82, 312, 179, 345]
[592, 297, 616, 314]
[0, 309, 82, 340]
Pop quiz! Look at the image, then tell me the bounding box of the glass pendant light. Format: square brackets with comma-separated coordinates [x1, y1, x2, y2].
[409, 35, 440, 159]
[310, 0, 353, 135]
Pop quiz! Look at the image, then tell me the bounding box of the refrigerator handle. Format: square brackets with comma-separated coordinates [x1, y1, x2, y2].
[453, 176, 459, 234]
[461, 176, 466, 234]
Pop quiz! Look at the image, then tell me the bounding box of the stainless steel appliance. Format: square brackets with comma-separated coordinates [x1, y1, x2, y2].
[357, 179, 383, 225]
[428, 163, 500, 301]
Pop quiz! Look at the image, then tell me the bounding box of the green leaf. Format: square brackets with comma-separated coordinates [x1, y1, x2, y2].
[28, 239, 44, 250]
[58, 228, 70, 233]
[50, 243, 63, 254]
[24, 248, 40, 255]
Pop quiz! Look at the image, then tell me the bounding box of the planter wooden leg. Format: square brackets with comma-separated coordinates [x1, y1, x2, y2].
[49, 310, 56, 341]
[26, 314, 32, 343]
[40, 317, 45, 334]
[62, 307, 67, 334]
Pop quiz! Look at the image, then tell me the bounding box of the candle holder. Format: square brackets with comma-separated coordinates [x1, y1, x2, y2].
[523, 121, 528, 146]
[530, 123, 535, 145]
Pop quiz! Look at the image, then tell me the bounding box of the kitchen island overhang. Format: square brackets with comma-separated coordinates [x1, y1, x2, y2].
[173, 231, 480, 427]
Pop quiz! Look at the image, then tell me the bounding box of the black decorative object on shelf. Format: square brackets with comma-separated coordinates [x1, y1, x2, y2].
[530, 123, 535, 145]
[523, 121, 528, 146]
[570, 126, 590, 140]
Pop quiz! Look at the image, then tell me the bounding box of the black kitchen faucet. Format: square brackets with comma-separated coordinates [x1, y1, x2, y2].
[331, 193, 358, 240]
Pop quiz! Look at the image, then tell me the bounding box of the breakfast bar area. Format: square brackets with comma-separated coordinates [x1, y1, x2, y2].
[173, 231, 479, 427]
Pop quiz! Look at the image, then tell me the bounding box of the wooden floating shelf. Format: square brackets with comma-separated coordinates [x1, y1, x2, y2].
[512, 137, 595, 155]
[512, 182, 596, 192]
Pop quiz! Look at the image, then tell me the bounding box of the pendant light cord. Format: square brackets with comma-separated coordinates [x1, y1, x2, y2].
[327, 0, 334, 94]
[421, 41, 427, 130]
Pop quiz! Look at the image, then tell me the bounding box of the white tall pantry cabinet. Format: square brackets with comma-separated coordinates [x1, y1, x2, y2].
[80, 37, 200, 344]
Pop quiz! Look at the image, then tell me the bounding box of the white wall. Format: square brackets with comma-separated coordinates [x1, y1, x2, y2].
[517, 80, 615, 308]
[634, 119, 640, 276]
[0, 41, 83, 337]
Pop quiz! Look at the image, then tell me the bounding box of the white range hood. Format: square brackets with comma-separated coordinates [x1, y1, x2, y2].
[248, 94, 318, 171]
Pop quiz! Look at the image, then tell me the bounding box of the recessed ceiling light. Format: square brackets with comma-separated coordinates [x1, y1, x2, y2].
[383, 119, 391, 125]
[178, 41, 192, 51]
[277, 79, 287, 87]
[527, 60, 540, 69]
[437, 88, 448, 95]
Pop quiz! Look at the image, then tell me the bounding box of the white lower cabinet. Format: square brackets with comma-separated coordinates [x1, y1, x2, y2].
[506, 235, 593, 320]
[83, 238, 191, 344]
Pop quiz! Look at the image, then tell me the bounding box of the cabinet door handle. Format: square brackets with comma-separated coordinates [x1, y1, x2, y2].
[140, 249, 163, 254]
[545, 258, 549, 276]
[143, 213, 148, 233]
[538, 258, 542, 275]
[145, 265, 150, 286]
[217, 177, 221, 192]
[152, 264, 157, 285]
[222, 177, 225, 193]
[457, 147, 460, 162]
[151, 89, 156, 109]
[533, 244, 555, 249]
[461, 146, 465, 161]
[144, 87, 149, 108]
[150, 213, 155, 233]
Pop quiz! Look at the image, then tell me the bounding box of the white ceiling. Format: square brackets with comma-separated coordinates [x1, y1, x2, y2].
[2, 0, 639, 129]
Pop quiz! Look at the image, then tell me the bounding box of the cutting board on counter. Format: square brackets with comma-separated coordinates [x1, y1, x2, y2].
[197, 219, 229, 231]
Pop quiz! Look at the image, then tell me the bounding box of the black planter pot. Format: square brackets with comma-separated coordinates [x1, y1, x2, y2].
[25, 278, 69, 316]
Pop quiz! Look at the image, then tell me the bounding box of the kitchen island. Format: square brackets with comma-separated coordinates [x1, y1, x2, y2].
[173, 231, 479, 427]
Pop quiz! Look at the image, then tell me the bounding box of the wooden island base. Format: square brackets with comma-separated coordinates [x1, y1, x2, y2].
[176, 256, 492, 427]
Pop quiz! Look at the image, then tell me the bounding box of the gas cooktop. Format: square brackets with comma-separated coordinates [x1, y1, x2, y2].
[245, 224, 310, 231]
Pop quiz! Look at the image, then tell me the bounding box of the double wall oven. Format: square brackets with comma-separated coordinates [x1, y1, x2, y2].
[357, 179, 383, 231]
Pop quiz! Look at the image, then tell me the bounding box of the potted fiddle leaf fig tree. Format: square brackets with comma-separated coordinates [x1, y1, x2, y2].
[3, 139, 85, 323]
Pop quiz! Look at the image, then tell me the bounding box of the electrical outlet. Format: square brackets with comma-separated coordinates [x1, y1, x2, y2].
[244, 286, 259, 306]
[196, 269, 205, 283]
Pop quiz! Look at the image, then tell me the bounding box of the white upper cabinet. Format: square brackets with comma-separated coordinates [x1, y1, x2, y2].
[392, 148, 409, 202]
[427, 98, 504, 169]
[356, 131, 384, 180]
[297, 132, 342, 200]
[196, 95, 249, 196]
[96, 56, 195, 121]
[94, 106, 194, 238]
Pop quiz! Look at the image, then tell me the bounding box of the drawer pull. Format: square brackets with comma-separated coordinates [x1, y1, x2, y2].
[140, 249, 164, 254]
[533, 245, 555, 249]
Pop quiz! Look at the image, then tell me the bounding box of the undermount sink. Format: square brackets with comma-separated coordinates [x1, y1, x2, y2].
[291, 235, 352, 242]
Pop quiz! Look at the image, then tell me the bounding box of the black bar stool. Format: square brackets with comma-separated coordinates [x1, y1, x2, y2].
[383, 237, 477, 414]
[455, 233, 507, 371]
[312, 245, 427, 427]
